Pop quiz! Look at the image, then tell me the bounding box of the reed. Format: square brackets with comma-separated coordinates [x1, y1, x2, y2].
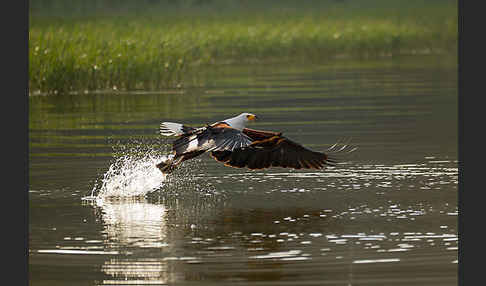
[29, 0, 457, 95]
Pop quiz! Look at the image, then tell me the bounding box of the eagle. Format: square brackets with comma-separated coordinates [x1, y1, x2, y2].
[156, 113, 354, 174]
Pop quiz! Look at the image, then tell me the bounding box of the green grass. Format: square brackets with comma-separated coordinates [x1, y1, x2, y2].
[29, 0, 457, 95]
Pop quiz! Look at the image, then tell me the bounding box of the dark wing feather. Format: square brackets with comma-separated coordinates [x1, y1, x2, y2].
[211, 134, 334, 170]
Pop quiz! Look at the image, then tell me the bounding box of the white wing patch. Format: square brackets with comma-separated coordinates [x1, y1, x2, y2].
[186, 134, 200, 152]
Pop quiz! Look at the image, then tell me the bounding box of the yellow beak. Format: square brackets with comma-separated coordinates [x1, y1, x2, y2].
[247, 114, 257, 121]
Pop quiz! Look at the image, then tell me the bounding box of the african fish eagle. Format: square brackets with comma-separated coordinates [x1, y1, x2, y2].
[156, 112, 353, 174]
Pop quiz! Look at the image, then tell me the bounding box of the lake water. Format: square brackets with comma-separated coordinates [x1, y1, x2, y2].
[29, 55, 458, 285]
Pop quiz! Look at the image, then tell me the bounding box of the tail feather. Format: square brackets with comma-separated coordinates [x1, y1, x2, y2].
[160, 122, 196, 136]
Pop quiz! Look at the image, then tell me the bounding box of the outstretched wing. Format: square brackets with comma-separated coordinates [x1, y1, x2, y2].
[211, 128, 339, 170]
[172, 123, 253, 156]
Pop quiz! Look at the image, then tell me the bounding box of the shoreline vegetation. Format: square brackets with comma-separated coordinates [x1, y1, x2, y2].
[29, 0, 457, 95]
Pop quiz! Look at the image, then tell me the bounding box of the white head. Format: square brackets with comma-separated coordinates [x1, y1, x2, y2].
[223, 112, 258, 130]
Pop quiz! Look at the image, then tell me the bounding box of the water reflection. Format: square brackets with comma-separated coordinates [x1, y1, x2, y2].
[93, 198, 171, 284]
[92, 193, 228, 284]
[96, 198, 168, 248]
[102, 258, 171, 285]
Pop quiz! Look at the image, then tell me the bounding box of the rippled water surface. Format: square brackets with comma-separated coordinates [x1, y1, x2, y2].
[29, 56, 458, 285]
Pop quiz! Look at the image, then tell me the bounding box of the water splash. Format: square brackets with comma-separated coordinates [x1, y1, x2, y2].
[83, 140, 171, 200]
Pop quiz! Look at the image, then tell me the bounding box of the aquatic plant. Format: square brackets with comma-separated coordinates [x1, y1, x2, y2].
[29, 0, 457, 95]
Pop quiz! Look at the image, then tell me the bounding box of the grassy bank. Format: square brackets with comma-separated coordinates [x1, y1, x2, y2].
[29, 0, 457, 95]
